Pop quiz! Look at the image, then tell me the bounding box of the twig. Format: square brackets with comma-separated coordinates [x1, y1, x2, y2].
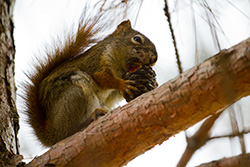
[226, 0, 250, 20]
[209, 129, 250, 140]
[228, 105, 246, 154]
[196, 153, 250, 167]
[202, 0, 221, 51]
[164, 0, 183, 74]
[177, 112, 222, 167]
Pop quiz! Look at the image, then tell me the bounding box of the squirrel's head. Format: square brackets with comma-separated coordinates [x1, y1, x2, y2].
[112, 20, 158, 72]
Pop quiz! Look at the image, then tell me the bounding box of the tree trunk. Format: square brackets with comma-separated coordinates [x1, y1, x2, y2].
[24, 37, 250, 167]
[0, 0, 22, 166]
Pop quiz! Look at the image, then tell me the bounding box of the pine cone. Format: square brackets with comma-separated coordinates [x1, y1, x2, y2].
[122, 66, 158, 102]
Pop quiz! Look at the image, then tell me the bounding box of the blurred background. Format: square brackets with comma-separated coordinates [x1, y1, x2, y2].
[14, 0, 250, 166]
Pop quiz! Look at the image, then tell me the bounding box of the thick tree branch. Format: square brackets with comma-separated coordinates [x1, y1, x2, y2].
[25, 37, 250, 167]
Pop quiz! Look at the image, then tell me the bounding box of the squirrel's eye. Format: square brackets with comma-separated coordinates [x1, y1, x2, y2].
[132, 35, 144, 44]
[133, 36, 142, 43]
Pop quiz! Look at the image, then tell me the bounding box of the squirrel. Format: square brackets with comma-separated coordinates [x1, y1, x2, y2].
[23, 19, 158, 147]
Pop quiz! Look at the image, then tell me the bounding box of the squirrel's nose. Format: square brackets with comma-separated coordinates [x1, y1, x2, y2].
[149, 52, 157, 66]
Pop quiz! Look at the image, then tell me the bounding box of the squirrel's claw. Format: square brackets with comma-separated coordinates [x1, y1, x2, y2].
[92, 108, 108, 120]
[122, 66, 158, 102]
[121, 80, 138, 99]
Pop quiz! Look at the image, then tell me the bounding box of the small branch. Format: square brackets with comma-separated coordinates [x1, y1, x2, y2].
[228, 106, 246, 154]
[177, 112, 222, 167]
[164, 0, 183, 74]
[202, 0, 222, 51]
[25, 37, 250, 167]
[196, 153, 250, 167]
[209, 129, 250, 140]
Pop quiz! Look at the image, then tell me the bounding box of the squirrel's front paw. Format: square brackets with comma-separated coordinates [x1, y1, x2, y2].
[120, 80, 138, 99]
[122, 66, 158, 102]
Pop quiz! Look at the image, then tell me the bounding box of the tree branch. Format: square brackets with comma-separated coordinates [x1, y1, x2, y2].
[209, 129, 250, 140]
[196, 153, 250, 167]
[25, 37, 250, 167]
[177, 112, 222, 167]
[164, 0, 183, 74]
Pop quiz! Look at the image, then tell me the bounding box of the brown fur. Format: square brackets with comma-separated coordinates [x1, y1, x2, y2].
[23, 18, 157, 146]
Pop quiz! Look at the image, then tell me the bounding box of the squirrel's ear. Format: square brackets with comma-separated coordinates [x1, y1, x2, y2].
[114, 20, 132, 34]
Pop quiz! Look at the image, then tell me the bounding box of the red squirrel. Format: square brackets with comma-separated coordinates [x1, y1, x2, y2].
[23, 19, 158, 146]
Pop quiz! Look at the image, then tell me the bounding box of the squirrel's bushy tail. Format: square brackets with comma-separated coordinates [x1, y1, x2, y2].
[23, 13, 105, 143]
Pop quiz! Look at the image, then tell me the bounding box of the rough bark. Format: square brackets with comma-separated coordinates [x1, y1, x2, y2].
[25, 37, 250, 167]
[196, 153, 250, 167]
[0, 0, 22, 166]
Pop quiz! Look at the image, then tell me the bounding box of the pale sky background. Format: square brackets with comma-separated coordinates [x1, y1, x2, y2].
[13, 0, 250, 166]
